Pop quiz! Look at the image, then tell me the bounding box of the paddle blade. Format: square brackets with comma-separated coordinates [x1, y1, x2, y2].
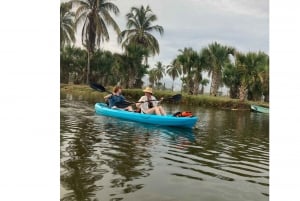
[90, 82, 106, 92]
[164, 94, 182, 102]
[172, 94, 182, 102]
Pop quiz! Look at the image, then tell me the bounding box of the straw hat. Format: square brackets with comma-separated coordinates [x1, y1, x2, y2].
[143, 87, 153, 94]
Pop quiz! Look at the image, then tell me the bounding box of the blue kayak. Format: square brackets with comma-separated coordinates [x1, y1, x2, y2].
[95, 103, 198, 128]
[250, 104, 269, 114]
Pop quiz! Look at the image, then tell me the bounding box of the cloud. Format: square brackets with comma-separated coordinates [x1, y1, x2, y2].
[72, 0, 268, 90]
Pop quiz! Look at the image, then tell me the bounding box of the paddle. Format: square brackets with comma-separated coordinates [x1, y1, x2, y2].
[115, 94, 182, 108]
[90, 82, 182, 108]
[90, 82, 112, 94]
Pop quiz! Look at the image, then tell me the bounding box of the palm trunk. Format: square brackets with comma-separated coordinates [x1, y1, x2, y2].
[86, 51, 90, 84]
[193, 76, 200, 95]
[172, 80, 174, 91]
[128, 78, 135, 88]
[181, 75, 184, 93]
[229, 85, 239, 99]
[189, 82, 194, 94]
[210, 69, 220, 96]
[239, 84, 248, 101]
[200, 85, 204, 94]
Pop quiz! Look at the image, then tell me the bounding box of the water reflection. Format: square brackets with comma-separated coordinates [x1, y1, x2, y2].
[61, 115, 103, 201]
[61, 99, 269, 201]
[61, 100, 196, 200]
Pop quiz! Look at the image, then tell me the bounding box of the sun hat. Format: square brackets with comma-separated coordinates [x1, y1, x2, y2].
[143, 87, 153, 94]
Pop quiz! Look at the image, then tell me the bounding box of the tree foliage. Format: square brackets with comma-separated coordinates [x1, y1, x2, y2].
[60, 2, 76, 47]
[60, 1, 269, 102]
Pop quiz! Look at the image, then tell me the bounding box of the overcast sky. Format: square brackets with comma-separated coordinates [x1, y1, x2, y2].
[99, 0, 269, 63]
[73, 0, 269, 91]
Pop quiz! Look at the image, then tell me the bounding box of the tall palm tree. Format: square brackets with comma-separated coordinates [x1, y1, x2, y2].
[60, 2, 76, 47]
[191, 49, 209, 94]
[154, 61, 165, 84]
[148, 69, 156, 87]
[166, 59, 182, 91]
[73, 0, 121, 83]
[119, 5, 164, 64]
[176, 47, 199, 93]
[202, 42, 235, 96]
[235, 51, 268, 101]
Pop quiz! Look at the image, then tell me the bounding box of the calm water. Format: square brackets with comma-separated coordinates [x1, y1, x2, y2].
[60, 95, 269, 201]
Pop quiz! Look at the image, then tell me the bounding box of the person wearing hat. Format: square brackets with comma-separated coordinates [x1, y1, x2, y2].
[136, 87, 166, 115]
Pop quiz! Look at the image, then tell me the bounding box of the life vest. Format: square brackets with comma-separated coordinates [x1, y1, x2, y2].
[173, 111, 193, 117]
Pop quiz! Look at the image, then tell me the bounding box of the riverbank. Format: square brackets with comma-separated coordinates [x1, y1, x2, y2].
[60, 84, 269, 110]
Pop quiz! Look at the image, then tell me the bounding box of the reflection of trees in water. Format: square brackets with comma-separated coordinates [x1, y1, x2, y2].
[186, 109, 269, 166]
[102, 122, 153, 194]
[61, 118, 103, 201]
[100, 121, 196, 197]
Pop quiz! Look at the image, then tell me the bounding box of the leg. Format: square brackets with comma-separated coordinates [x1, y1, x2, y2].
[158, 106, 166, 115]
[145, 107, 161, 115]
[126, 106, 133, 111]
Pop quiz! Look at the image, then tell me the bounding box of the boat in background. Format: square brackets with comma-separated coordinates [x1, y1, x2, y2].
[250, 104, 269, 114]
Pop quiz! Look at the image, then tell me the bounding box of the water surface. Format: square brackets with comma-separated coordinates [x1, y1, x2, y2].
[60, 96, 269, 201]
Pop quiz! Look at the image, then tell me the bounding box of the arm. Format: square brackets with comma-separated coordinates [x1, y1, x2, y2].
[136, 96, 145, 108]
[151, 96, 161, 106]
[104, 93, 113, 99]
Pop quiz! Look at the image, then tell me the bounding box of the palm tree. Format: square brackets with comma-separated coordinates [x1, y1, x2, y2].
[166, 59, 182, 91]
[259, 56, 269, 102]
[176, 47, 199, 93]
[123, 44, 147, 88]
[222, 63, 240, 98]
[60, 2, 76, 47]
[199, 78, 209, 94]
[73, 0, 121, 84]
[119, 5, 164, 65]
[154, 61, 165, 84]
[202, 42, 235, 96]
[235, 51, 268, 101]
[191, 49, 209, 94]
[110, 44, 147, 88]
[60, 46, 87, 84]
[148, 69, 156, 87]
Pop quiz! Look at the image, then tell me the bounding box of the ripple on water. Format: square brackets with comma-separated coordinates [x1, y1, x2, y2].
[60, 99, 269, 201]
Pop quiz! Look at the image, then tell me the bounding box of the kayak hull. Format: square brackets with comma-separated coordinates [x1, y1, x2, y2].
[95, 103, 198, 128]
[250, 104, 269, 114]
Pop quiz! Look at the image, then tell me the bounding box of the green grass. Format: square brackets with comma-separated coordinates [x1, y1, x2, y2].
[60, 84, 269, 110]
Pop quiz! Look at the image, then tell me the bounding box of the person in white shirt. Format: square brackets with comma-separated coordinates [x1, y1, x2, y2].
[136, 87, 166, 115]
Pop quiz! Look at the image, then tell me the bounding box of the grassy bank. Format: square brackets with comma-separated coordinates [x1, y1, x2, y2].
[60, 84, 269, 110]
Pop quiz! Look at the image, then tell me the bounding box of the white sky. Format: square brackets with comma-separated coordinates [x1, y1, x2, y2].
[101, 0, 269, 60]
[73, 0, 269, 91]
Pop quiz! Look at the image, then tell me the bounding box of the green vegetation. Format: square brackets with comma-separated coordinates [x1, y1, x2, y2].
[61, 84, 269, 110]
[60, 1, 269, 104]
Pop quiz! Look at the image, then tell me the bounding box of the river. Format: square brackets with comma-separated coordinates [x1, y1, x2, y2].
[60, 95, 269, 201]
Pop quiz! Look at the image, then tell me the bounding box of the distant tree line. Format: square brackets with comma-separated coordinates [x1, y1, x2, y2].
[60, 0, 269, 102]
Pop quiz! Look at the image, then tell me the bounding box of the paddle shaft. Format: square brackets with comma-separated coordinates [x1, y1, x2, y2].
[116, 95, 181, 108]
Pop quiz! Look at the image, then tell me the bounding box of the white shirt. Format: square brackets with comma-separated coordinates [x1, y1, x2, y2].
[138, 95, 159, 113]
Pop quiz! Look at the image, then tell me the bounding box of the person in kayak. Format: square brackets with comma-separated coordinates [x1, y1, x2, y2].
[104, 86, 133, 111]
[136, 87, 166, 115]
